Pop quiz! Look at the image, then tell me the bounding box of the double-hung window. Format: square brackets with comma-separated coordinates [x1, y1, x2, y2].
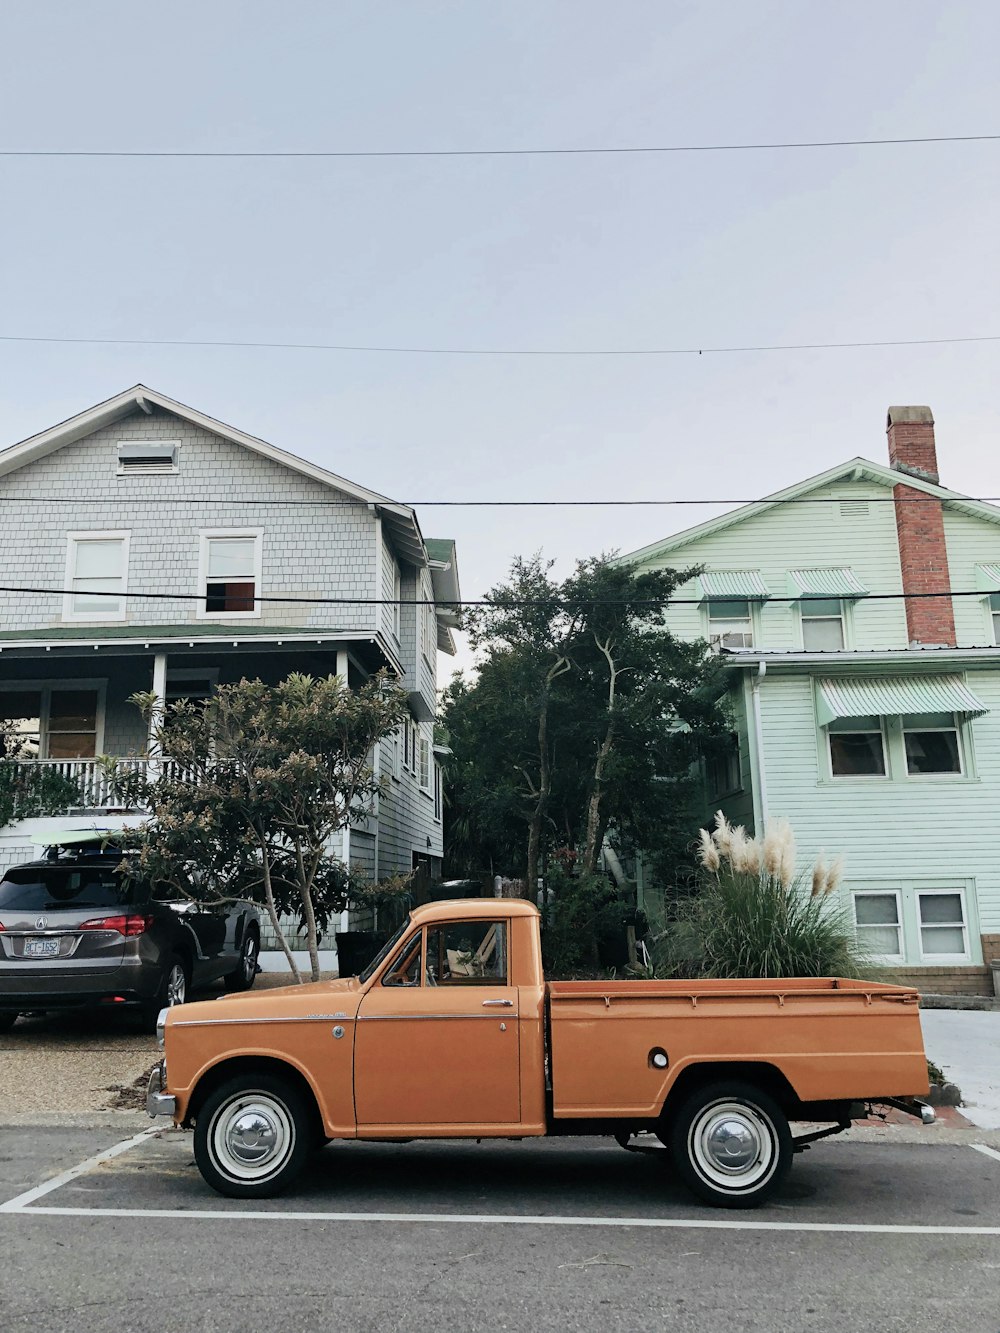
[433, 761, 442, 820]
[828, 715, 886, 777]
[990, 593, 1000, 646]
[801, 598, 845, 651]
[903, 713, 962, 775]
[707, 599, 753, 649]
[917, 890, 969, 961]
[198, 531, 262, 618]
[418, 734, 431, 792]
[63, 532, 129, 621]
[851, 890, 904, 962]
[0, 684, 102, 759]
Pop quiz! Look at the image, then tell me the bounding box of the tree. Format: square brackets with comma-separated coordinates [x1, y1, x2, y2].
[104, 672, 408, 982]
[0, 722, 82, 828]
[441, 554, 730, 902]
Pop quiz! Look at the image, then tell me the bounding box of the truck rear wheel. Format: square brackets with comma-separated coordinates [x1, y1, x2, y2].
[667, 1080, 792, 1209]
[194, 1074, 311, 1199]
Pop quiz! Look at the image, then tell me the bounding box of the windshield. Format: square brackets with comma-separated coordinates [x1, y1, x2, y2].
[358, 916, 413, 983]
[0, 865, 140, 912]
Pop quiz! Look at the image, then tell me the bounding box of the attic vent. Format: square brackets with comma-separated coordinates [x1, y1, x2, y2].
[839, 499, 869, 518]
[117, 442, 178, 475]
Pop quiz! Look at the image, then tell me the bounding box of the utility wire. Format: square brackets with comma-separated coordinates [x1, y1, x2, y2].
[1, 332, 998, 357]
[0, 494, 996, 508]
[0, 583, 994, 608]
[2, 134, 998, 159]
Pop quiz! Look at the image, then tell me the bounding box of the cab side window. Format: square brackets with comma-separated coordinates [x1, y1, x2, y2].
[382, 933, 423, 987]
[426, 921, 507, 985]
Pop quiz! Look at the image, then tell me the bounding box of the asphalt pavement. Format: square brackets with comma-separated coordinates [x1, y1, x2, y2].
[1, 1121, 998, 1332]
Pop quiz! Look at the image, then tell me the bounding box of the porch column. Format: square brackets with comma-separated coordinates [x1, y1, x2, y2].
[147, 652, 168, 779]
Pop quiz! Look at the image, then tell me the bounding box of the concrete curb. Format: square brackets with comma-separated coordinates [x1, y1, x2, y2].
[920, 993, 1000, 1011]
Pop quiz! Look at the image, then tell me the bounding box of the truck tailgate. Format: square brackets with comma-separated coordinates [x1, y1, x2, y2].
[547, 977, 929, 1118]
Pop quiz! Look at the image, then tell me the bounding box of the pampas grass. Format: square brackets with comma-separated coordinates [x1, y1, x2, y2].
[649, 818, 871, 980]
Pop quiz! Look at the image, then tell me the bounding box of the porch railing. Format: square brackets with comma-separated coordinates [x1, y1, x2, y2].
[12, 758, 188, 812]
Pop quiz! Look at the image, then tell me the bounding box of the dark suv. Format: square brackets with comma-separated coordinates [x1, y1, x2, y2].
[0, 848, 261, 1032]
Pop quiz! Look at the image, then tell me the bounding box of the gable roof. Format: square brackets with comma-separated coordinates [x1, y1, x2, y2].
[618, 456, 1000, 565]
[0, 383, 429, 566]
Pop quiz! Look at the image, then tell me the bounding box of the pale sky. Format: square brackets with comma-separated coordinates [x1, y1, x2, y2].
[2, 1, 999, 679]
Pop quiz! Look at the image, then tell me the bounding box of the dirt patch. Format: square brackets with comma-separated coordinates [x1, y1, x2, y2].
[104, 1062, 159, 1111]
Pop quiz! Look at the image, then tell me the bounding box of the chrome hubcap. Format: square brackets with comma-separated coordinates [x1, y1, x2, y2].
[211, 1092, 294, 1181]
[227, 1110, 278, 1164]
[704, 1116, 759, 1172]
[689, 1099, 776, 1192]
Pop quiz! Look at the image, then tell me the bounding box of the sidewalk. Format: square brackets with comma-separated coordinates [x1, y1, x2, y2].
[920, 1008, 1000, 1130]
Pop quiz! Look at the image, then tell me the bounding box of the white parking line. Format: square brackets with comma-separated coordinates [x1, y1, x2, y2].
[971, 1144, 1000, 1164]
[3, 1205, 1000, 1236]
[0, 1126, 160, 1213]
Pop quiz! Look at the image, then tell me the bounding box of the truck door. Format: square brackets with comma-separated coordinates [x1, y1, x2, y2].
[354, 918, 521, 1127]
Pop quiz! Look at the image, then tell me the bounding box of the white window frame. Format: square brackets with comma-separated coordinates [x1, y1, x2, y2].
[62, 531, 130, 623]
[433, 760, 442, 821]
[391, 728, 402, 781]
[851, 888, 905, 964]
[418, 732, 431, 792]
[988, 593, 1000, 646]
[916, 887, 970, 963]
[196, 529, 263, 621]
[827, 715, 889, 780]
[0, 679, 108, 759]
[902, 712, 964, 778]
[705, 598, 755, 650]
[800, 598, 847, 652]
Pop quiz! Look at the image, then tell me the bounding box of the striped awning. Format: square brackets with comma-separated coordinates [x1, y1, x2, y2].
[699, 570, 770, 600]
[816, 675, 988, 727]
[975, 564, 1000, 592]
[787, 567, 868, 598]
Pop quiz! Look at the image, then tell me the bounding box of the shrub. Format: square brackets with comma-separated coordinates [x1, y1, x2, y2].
[646, 813, 873, 980]
[541, 865, 628, 977]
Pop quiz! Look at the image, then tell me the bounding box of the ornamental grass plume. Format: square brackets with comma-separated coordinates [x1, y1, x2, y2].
[823, 854, 845, 897]
[650, 818, 871, 980]
[698, 826, 720, 872]
[711, 811, 734, 857]
[811, 856, 828, 899]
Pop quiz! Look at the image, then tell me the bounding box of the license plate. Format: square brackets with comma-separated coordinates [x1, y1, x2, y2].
[24, 937, 61, 958]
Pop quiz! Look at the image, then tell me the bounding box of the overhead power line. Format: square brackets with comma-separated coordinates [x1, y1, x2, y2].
[0, 493, 997, 508]
[0, 583, 994, 609]
[1, 134, 998, 159]
[1, 332, 998, 357]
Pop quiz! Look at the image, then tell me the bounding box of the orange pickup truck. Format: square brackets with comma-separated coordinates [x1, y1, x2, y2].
[148, 898, 933, 1208]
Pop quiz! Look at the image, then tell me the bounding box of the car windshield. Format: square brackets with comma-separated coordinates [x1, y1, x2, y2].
[0, 865, 139, 911]
[358, 917, 413, 983]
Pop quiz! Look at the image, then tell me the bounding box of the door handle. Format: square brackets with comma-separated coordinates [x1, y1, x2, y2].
[482, 998, 514, 1007]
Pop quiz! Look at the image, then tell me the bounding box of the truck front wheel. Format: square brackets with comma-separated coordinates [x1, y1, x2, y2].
[194, 1074, 311, 1199]
[668, 1080, 792, 1209]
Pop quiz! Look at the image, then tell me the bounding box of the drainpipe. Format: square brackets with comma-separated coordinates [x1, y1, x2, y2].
[750, 660, 769, 832]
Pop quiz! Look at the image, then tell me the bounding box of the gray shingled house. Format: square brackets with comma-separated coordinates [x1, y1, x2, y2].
[0, 386, 459, 938]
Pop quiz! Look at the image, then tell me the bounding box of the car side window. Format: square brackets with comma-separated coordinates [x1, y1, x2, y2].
[382, 933, 423, 987]
[426, 921, 508, 985]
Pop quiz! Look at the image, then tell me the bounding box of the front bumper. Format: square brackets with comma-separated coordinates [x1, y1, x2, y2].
[146, 1060, 176, 1119]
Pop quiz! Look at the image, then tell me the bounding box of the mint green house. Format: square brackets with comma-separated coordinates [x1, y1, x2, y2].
[621, 407, 1000, 995]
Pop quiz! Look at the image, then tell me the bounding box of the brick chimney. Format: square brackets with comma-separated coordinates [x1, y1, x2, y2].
[887, 405, 956, 647]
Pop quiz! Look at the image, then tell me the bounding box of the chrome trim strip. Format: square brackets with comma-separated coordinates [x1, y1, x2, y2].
[171, 1014, 355, 1027]
[357, 1013, 519, 1022]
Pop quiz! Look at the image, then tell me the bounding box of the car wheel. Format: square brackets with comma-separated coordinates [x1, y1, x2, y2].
[224, 929, 259, 993]
[0, 1012, 19, 1034]
[194, 1074, 311, 1199]
[667, 1080, 792, 1209]
[141, 954, 189, 1032]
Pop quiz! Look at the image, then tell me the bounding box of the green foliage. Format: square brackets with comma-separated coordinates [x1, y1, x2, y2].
[440, 552, 730, 887]
[540, 865, 629, 978]
[647, 866, 873, 980]
[103, 672, 408, 982]
[0, 722, 82, 827]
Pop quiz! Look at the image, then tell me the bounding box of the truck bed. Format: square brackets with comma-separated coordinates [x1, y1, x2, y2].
[546, 976, 928, 1119]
